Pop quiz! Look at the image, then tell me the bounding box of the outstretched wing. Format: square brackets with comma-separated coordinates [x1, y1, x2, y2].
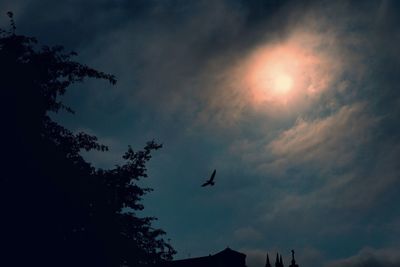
[201, 181, 210, 187]
[209, 169, 216, 182]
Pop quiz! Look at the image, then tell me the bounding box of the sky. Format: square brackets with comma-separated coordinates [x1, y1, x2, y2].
[1, 0, 400, 266]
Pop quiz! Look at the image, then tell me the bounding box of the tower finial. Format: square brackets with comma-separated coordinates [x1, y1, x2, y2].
[289, 249, 299, 267]
[291, 250, 295, 264]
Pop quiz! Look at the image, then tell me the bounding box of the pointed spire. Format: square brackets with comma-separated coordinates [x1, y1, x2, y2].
[275, 253, 280, 267]
[265, 254, 271, 267]
[280, 254, 284, 267]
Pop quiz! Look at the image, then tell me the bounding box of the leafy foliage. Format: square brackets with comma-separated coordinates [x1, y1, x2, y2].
[0, 12, 175, 266]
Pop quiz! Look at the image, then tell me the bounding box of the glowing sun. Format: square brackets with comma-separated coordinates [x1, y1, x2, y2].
[252, 55, 296, 97]
[273, 73, 293, 93]
[239, 33, 336, 111]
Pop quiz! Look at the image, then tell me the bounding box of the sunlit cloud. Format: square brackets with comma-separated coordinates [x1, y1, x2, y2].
[244, 32, 338, 109]
[226, 102, 379, 180]
[211, 29, 343, 122]
[265, 102, 379, 174]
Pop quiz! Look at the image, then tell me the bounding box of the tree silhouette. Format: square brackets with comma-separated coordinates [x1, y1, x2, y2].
[0, 12, 175, 266]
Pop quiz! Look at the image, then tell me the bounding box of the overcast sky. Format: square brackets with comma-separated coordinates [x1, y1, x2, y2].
[2, 1, 400, 267]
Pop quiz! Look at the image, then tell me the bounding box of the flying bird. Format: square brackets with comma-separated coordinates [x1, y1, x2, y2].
[201, 169, 216, 187]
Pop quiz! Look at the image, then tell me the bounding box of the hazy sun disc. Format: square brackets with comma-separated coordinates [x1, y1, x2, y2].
[254, 59, 295, 96]
[273, 73, 293, 93]
[241, 33, 336, 111]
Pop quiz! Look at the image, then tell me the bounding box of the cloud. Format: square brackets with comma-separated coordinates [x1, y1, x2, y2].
[326, 247, 400, 267]
[234, 226, 263, 242]
[265, 102, 379, 174]
[75, 0, 249, 120]
[228, 102, 380, 179]
[225, 100, 399, 253]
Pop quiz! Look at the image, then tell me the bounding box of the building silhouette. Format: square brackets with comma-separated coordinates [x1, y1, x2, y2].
[158, 248, 246, 267]
[158, 248, 299, 267]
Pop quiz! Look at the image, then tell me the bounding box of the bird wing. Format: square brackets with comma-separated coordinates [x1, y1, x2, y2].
[209, 169, 216, 182]
[201, 181, 210, 187]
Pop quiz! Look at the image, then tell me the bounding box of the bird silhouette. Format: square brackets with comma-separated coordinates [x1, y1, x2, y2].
[201, 169, 216, 187]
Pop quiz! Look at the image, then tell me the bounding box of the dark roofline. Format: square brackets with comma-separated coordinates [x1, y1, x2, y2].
[214, 247, 246, 257]
[171, 247, 246, 263]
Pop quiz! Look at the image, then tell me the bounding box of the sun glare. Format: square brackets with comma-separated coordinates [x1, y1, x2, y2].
[237, 32, 336, 112]
[273, 73, 293, 93]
